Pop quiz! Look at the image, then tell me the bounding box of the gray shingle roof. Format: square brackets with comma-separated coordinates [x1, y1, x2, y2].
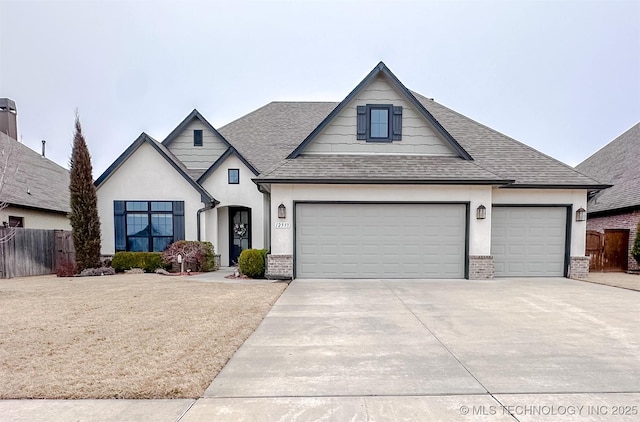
[218, 102, 338, 174]
[0, 132, 70, 213]
[240, 97, 604, 187]
[258, 155, 510, 183]
[575, 122, 640, 213]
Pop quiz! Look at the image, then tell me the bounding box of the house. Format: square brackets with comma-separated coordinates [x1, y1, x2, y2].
[576, 123, 640, 272]
[0, 98, 71, 230]
[95, 62, 606, 279]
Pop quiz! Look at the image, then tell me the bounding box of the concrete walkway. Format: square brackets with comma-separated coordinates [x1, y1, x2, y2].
[577, 271, 640, 292]
[2, 278, 639, 421]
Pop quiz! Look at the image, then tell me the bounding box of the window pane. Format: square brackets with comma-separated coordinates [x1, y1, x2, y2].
[127, 213, 149, 236]
[151, 214, 173, 236]
[127, 237, 149, 252]
[228, 169, 239, 184]
[194, 130, 203, 146]
[370, 109, 389, 138]
[126, 201, 148, 211]
[153, 237, 173, 252]
[151, 201, 172, 212]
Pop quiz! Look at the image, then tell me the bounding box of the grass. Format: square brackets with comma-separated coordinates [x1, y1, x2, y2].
[0, 274, 286, 399]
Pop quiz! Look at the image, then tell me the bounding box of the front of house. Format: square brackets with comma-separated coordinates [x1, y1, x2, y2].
[96, 62, 605, 279]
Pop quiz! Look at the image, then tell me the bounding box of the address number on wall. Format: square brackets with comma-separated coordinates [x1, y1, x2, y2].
[274, 222, 291, 229]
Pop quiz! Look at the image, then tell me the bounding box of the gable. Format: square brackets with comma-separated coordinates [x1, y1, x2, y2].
[303, 74, 457, 156]
[165, 118, 228, 169]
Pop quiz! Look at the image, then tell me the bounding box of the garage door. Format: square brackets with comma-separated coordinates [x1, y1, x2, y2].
[491, 207, 567, 277]
[295, 203, 466, 279]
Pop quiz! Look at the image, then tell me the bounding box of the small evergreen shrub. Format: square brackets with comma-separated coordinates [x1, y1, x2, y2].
[79, 266, 116, 276]
[112, 252, 164, 272]
[632, 222, 640, 266]
[238, 249, 265, 278]
[56, 261, 77, 277]
[162, 241, 216, 272]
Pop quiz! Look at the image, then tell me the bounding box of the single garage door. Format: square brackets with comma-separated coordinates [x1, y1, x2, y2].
[295, 203, 466, 279]
[491, 206, 567, 277]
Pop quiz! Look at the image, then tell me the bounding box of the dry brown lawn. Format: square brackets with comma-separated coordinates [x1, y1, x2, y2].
[0, 274, 286, 399]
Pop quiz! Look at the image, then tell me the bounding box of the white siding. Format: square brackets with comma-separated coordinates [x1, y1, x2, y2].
[96, 142, 205, 255]
[304, 74, 457, 156]
[166, 120, 228, 169]
[200, 154, 266, 265]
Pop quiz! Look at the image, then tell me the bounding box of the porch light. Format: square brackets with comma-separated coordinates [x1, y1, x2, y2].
[576, 207, 586, 222]
[476, 204, 486, 220]
[278, 203, 286, 219]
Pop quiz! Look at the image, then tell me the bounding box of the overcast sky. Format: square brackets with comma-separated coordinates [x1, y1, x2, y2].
[1, 0, 638, 177]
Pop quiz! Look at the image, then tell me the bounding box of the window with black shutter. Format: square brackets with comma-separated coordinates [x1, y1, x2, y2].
[356, 104, 402, 142]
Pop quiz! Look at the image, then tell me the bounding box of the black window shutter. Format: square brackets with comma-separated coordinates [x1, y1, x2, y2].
[173, 201, 185, 241]
[392, 106, 403, 140]
[114, 201, 126, 251]
[356, 106, 366, 140]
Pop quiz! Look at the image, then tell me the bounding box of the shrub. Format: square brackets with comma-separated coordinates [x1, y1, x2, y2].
[632, 222, 640, 266]
[56, 261, 77, 277]
[111, 252, 164, 272]
[79, 266, 116, 276]
[162, 241, 216, 272]
[238, 249, 265, 278]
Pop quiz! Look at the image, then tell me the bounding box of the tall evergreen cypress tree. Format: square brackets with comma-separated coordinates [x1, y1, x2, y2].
[69, 113, 101, 271]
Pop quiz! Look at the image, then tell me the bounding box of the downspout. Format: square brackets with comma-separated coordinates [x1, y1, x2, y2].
[197, 202, 216, 241]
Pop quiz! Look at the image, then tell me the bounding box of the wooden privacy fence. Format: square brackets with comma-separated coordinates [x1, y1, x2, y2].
[0, 228, 75, 279]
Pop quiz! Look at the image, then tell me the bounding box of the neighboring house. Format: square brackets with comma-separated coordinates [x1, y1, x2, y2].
[575, 123, 640, 272]
[96, 62, 606, 279]
[0, 99, 70, 230]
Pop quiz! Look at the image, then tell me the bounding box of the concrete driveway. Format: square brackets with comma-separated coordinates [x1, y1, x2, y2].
[188, 278, 640, 420]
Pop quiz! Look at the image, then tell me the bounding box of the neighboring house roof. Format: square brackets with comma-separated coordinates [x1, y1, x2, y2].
[575, 122, 640, 214]
[0, 132, 70, 214]
[94, 132, 217, 205]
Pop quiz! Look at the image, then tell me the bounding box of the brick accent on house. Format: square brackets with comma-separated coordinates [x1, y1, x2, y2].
[266, 254, 293, 279]
[469, 255, 494, 280]
[587, 209, 640, 271]
[568, 256, 590, 279]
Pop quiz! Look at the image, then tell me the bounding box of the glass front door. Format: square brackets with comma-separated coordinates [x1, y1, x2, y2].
[229, 207, 251, 266]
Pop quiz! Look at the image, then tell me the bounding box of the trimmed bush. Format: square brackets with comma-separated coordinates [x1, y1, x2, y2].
[162, 241, 216, 272]
[238, 249, 265, 278]
[56, 261, 77, 277]
[112, 252, 164, 272]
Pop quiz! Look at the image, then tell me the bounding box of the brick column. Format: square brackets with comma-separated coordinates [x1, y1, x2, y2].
[266, 254, 293, 280]
[568, 256, 590, 279]
[469, 255, 494, 279]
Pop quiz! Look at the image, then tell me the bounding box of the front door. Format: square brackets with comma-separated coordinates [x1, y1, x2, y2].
[229, 207, 251, 266]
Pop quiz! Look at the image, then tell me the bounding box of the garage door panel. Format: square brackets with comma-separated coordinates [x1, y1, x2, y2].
[296, 203, 466, 279]
[492, 207, 566, 277]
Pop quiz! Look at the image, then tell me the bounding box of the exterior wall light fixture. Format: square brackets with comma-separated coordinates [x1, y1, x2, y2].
[278, 203, 286, 219]
[576, 207, 586, 222]
[476, 204, 486, 220]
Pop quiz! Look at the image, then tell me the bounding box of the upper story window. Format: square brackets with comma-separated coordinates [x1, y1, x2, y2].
[193, 129, 203, 146]
[228, 169, 240, 184]
[357, 104, 403, 142]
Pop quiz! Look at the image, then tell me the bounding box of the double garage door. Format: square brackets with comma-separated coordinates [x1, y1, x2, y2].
[295, 203, 568, 279]
[295, 203, 466, 278]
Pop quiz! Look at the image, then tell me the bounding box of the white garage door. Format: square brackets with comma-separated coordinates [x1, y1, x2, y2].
[491, 207, 567, 277]
[295, 203, 466, 279]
